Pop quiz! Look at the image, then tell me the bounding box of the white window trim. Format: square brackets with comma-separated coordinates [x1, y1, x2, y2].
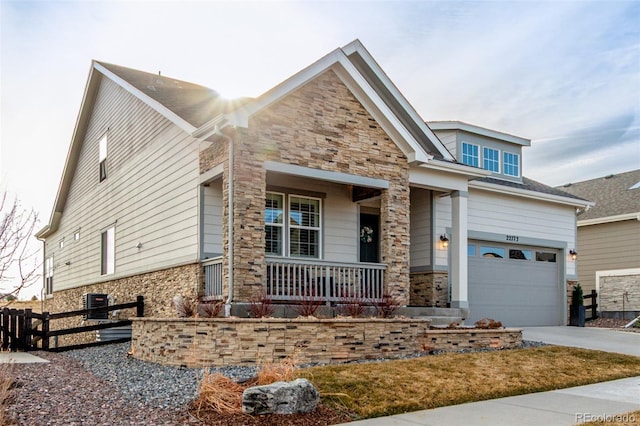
[45, 256, 54, 295]
[288, 194, 322, 259]
[503, 152, 520, 177]
[265, 192, 285, 257]
[265, 191, 323, 259]
[461, 142, 479, 167]
[101, 225, 115, 275]
[99, 133, 108, 182]
[482, 147, 501, 173]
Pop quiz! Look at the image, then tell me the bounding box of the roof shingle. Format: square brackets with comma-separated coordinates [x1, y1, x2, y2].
[557, 169, 640, 220]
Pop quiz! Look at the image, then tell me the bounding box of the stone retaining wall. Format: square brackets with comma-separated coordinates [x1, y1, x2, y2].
[130, 317, 522, 368]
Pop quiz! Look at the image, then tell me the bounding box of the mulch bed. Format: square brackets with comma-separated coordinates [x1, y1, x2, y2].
[185, 402, 353, 425]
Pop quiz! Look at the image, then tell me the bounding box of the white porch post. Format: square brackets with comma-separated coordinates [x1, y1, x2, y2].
[450, 190, 468, 309]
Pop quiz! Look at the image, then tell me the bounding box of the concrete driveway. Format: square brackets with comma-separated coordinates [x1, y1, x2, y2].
[522, 326, 640, 357]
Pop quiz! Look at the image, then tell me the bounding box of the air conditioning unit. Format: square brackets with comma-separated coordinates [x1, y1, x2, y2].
[83, 293, 109, 320]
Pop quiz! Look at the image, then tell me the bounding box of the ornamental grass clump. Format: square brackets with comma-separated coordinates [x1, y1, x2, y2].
[195, 372, 245, 414]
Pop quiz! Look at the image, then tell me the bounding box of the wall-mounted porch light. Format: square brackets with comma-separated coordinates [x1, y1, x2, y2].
[569, 249, 578, 261]
[440, 234, 449, 248]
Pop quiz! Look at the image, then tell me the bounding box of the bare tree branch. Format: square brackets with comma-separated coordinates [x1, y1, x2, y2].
[0, 192, 41, 301]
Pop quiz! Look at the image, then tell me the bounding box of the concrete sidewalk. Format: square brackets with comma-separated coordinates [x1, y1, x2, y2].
[340, 376, 640, 426]
[0, 352, 49, 364]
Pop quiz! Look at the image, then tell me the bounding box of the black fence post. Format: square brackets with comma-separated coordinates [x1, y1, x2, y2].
[42, 311, 50, 351]
[590, 289, 598, 320]
[136, 295, 144, 317]
[9, 309, 18, 352]
[1, 308, 8, 350]
[24, 308, 33, 351]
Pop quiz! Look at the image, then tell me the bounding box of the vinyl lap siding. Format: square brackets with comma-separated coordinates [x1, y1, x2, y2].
[577, 220, 640, 292]
[47, 76, 200, 292]
[203, 180, 223, 257]
[410, 187, 432, 268]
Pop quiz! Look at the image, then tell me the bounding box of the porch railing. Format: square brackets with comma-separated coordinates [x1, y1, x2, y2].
[266, 257, 386, 303]
[203, 257, 223, 298]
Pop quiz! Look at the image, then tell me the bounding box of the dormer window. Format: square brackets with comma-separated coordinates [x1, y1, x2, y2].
[99, 134, 108, 182]
[483, 147, 500, 173]
[461, 142, 479, 167]
[503, 152, 520, 177]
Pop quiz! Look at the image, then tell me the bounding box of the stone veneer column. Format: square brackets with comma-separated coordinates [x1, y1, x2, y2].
[380, 180, 410, 305]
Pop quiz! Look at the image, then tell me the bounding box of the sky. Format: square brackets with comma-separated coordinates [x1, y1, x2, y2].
[1, 0, 639, 299]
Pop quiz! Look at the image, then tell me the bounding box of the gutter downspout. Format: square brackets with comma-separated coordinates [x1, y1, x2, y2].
[212, 126, 234, 316]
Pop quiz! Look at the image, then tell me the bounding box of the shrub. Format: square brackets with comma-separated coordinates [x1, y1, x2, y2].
[172, 295, 197, 318]
[254, 351, 300, 386]
[195, 372, 244, 414]
[248, 289, 275, 318]
[337, 292, 367, 318]
[293, 288, 323, 317]
[572, 283, 584, 306]
[374, 293, 400, 318]
[199, 300, 225, 318]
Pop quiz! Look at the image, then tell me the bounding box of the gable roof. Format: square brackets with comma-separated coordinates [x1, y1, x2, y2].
[217, 40, 453, 163]
[428, 121, 531, 146]
[33, 40, 499, 239]
[95, 61, 251, 130]
[558, 169, 640, 223]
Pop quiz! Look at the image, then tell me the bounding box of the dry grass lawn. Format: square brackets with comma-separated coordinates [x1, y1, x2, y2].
[297, 346, 640, 419]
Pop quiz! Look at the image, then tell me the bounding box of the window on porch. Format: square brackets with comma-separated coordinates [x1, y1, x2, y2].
[265, 191, 321, 259]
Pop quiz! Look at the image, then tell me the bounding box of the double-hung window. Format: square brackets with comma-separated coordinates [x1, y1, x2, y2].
[101, 226, 115, 275]
[265, 192, 321, 258]
[503, 152, 520, 177]
[461, 142, 479, 167]
[483, 147, 500, 173]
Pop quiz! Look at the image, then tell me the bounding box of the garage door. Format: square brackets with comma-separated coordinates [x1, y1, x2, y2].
[468, 241, 562, 326]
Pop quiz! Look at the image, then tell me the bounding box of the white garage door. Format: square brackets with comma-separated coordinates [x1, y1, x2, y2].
[468, 241, 562, 327]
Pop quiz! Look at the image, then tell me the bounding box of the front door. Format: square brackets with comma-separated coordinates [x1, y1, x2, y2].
[359, 213, 379, 263]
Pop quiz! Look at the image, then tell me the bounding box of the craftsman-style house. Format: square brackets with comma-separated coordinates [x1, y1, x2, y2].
[36, 40, 588, 326]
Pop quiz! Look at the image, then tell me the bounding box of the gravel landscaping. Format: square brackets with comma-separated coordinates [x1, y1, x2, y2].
[5, 340, 547, 425]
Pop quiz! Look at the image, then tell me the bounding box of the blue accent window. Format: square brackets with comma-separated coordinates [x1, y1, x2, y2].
[461, 143, 479, 167]
[483, 147, 500, 172]
[503, 152, 520, 177]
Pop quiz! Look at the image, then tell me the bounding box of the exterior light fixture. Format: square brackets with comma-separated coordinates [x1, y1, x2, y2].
[569, 249, 578, 261]
[440, 234, 449, 248]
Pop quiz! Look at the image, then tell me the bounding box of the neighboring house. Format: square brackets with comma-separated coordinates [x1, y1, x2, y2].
[559, 170, 640, 318]
[35, 40, 589, 327]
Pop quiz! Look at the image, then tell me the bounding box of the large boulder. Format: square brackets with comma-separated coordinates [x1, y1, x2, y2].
[242, 378, 320, 415]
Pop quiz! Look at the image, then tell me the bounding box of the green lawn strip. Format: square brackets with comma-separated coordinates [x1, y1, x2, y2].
[297, 346, 640, 419]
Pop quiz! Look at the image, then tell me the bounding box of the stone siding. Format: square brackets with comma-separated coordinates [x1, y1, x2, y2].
[599, 273, 640, 313]
[410, 272, 448, 307]
[44, 264, 202, 346]
[130, 317, 522, 368]
[198, 70, 411, 305]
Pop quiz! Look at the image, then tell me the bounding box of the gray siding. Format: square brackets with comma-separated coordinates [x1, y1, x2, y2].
[577, 220, 640, 292]
[203, 180, 223, 257]
[410, 187, 432, 268]
[432, 129, 457, 157]
[45, 76, 201, 292]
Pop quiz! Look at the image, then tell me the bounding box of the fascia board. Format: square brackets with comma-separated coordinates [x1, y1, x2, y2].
[578, 212, 640, 227]
[470, 180, 593, 208]
[342, 40, 455, 161]
[227, 49, 345, 127]
[93, 62, 196, 134]
[429, 121, 531, 146]
[228, 47, 433, 164]
[418, 159, 491, 178]
[330, 60, 432, 164]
